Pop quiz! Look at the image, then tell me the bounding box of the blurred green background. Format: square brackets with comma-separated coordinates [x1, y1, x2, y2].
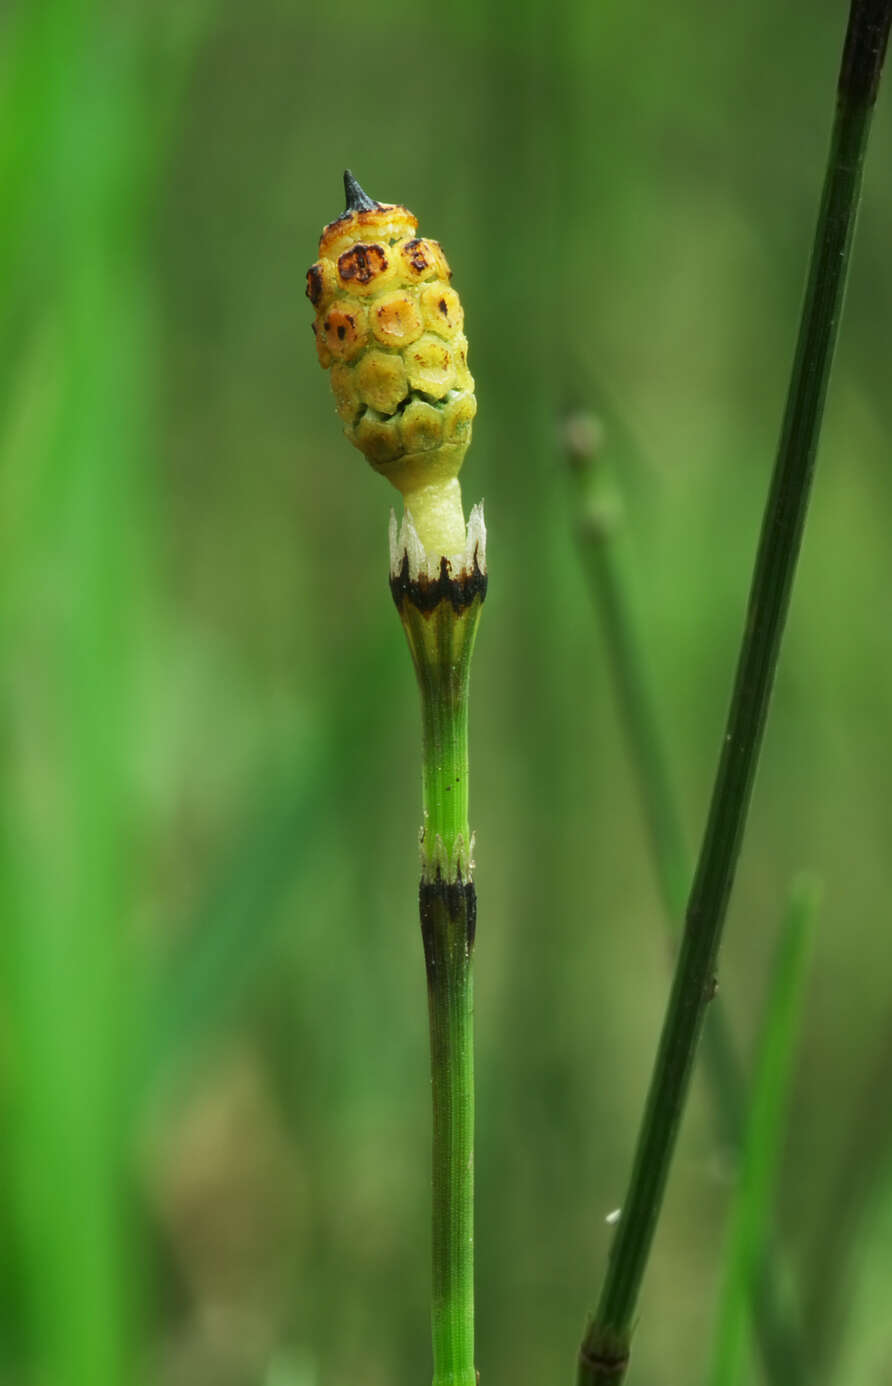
[2, 0, 892, 1383]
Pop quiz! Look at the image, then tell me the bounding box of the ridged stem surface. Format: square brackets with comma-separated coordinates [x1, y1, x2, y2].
[578, 3, 891, 1378]
[393, 561, 485, 1386]
[568, 462, 806, 1384]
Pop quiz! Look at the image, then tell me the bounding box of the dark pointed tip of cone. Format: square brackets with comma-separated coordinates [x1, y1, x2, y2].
[343, 169, 377, 213]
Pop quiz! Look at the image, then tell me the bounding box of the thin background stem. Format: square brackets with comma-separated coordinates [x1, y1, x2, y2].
[578, 1, 892, 1378]
[565, 437, 808, 1386]
[705, 878, 818, 1386]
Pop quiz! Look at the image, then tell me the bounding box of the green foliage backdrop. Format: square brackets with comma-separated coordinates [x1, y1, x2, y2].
[2, 0, 891, 1383]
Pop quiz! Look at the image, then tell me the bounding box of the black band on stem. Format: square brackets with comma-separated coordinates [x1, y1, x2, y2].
[390, 554, 488, 616]
[419, 877, 477, 958]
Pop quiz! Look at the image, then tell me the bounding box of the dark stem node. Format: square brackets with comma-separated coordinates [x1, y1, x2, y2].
[419, 877, 477, 967]
[390, 554, 487, 616]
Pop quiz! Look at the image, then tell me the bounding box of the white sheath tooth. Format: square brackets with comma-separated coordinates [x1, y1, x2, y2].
[389, 502, 487, 581]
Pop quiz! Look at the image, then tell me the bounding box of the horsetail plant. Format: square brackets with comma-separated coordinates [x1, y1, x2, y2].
[563, 416, 808, 1386]
[307, 171, 484, 1386]
[578, 1, 892, 1380]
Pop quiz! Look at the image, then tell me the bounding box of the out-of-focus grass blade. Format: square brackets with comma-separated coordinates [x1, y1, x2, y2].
[142, 756, 326, 1097]
[0, 0, 69, 300]
[142, 637, 403, 1101]
[2, 102, 144, 1386]
[0, 2, 213, 1382]
[826, 1153, 892, 1384]
[802, 1022, 892, 1384]
[705, 875, 819, 1386]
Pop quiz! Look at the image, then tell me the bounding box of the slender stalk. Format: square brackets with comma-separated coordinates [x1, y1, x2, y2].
[578, 4, 892, 1379]
[391, 513, 486, 1386]
[421, 877, 477, 1386]
[564, 440, 689, 926]
[565, 435, 807, 1385]
[706, 878, 818, 1386]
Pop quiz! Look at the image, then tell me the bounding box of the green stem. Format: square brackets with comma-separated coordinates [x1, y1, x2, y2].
[421, 878, 477, 1386]
[417, 610, 473, 878]
[568, 466, 689, 924]
[392, 527, 486, 1386]
[706, 878, 818, 1386]
[578, 3, 891, 1379]
[567, 451, 806, 1385]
